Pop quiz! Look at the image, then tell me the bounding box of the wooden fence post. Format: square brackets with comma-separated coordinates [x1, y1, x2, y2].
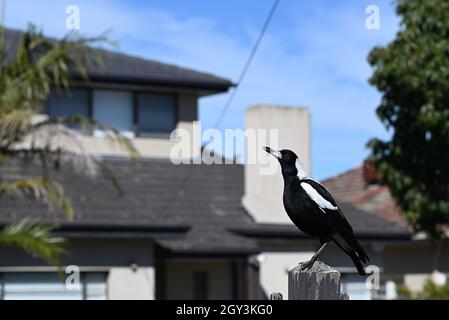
[288, 261, 348, 300]
[270, 292, 283, 300]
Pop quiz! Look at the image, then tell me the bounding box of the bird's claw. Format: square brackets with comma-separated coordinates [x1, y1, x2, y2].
[298, 260, 314, 271]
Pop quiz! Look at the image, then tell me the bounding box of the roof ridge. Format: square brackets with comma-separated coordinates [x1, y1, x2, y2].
[320, 165, 363, 183]
[3, 26, 233, 90]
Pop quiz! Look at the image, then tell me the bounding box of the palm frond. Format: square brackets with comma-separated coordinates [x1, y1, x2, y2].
[0, 24, 135, 267]
[0, 108, 33, 145]
[0, 218, 65, 266]
[0, 177, 74, 220]
[95, 122, 139, 162]
[31, 116, 139, 161]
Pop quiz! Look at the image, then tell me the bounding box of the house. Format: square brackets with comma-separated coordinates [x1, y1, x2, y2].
[0, 158, 260, 299]
[0, 27, 259, 300]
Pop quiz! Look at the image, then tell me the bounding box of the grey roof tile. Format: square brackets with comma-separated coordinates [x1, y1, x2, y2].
[0, 158, 257, 253]
[0, 157, 411, 254]
[231, 201, 411, 240]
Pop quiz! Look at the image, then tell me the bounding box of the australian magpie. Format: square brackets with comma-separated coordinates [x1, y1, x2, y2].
[263, 146, 370, 275]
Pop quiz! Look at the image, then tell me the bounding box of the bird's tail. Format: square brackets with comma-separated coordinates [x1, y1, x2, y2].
[332, 234, 370, 276]
[352, 237, 370, 265]
[349, 252, 367, 276]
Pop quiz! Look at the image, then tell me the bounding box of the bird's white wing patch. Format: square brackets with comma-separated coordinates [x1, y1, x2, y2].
[300, 182, 338, 211]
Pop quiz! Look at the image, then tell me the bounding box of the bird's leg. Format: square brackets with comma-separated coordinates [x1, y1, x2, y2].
[299, 242, 329, 271]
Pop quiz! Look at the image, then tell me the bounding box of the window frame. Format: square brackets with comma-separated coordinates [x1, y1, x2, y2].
[0, 271, 108, 300]
[0, 273, 4, 300]
[46, 86, 179, 138]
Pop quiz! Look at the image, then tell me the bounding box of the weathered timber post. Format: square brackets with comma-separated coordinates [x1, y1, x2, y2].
[288, 261, 349, 300]
[270, 292, 283, 300]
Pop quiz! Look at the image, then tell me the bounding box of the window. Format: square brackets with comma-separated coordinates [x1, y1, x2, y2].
[138, 93, 176, 137]
[47, 89, 89, 129]
[45, 88, 178, 138]
[0, 272, 107, 300]
[93, 90, 134, 138]
[193, 271, 208, 300]
[83, 273, 108, 300]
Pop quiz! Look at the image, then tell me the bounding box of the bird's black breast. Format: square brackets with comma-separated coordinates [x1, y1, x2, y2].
[282, 177, 332, 240]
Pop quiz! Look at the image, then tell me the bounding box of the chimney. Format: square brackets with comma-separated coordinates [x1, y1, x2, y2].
[362, 159, 379, 185]
[242, 105, 311, 224]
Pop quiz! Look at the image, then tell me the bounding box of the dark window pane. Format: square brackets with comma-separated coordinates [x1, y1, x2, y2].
[47, 89, 89, 117]
[138, 93, 176, 136]
[46, 89, 89, 130]
[193, 271, 208, 300]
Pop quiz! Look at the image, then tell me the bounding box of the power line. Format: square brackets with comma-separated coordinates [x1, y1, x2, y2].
[156, 1, 280, 217]
[213, 0, 280, 129]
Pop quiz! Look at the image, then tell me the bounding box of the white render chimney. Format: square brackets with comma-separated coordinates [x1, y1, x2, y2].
[242, 105, 311, 224]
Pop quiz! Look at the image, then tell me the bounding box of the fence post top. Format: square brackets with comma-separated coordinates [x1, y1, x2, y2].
[290, 261, 340, 275]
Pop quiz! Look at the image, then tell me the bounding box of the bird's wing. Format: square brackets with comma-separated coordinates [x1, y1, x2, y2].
[300, 179, 369, 266]
[300, 179, 352, 232]
[300, 179, 339, 211]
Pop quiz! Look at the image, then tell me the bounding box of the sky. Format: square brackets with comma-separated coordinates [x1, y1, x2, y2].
[2, 0, 400, 180]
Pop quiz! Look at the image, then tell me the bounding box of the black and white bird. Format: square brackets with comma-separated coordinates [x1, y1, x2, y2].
[263, 146, 369, 275]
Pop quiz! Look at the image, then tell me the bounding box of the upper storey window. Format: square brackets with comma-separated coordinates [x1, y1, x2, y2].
[46, 88, 177, 138]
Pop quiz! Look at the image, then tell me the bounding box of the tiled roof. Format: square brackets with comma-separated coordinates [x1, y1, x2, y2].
[0, 158, 257, 254]
[0, 158, 412, 246]
[232, 199, 410, 239]
[3, 28, 233, 93]
[321, 167, 409, 228]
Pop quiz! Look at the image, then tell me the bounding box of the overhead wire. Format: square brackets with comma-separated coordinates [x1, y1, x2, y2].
[157, 0, 280, 216]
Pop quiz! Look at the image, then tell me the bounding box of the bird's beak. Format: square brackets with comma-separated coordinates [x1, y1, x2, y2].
[263, 146, 282, 159]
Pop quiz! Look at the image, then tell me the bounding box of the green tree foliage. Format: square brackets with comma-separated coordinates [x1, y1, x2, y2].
[397, 278, 449, 300]
[0, 25, 138, 263]
[419, 279, 449, 299]
[367, 0, 449, 237]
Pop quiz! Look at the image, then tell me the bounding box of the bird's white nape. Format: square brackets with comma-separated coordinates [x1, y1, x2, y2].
[295, 159, 308, 179]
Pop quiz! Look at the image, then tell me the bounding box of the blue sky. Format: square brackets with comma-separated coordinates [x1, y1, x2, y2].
[3, 0, 400, 179]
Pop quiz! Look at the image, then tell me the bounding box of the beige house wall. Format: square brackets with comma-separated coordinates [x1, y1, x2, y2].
[108, 267, 155, 300]
[384, 243, 449, 292]
[0, 239, 156, 300]
[259, 250, 314, 298]
[26, 93, 200, 160]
